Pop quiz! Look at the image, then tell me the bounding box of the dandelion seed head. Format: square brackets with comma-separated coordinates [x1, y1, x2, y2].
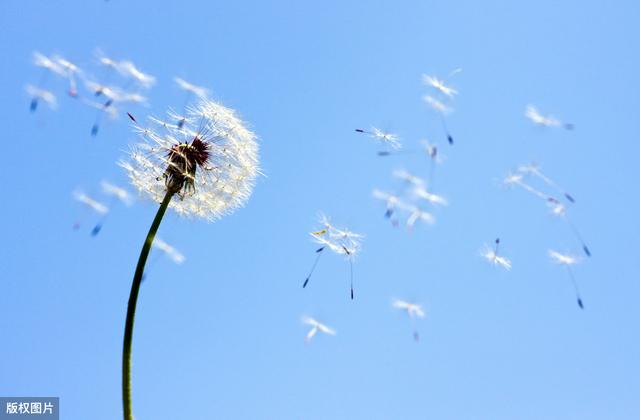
[120, 98, 260, 221]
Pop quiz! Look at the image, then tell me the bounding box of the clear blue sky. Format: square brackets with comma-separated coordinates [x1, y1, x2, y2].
[1, 1, 639, 419]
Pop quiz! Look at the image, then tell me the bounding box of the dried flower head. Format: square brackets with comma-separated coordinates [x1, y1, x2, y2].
[120, 99, 260, 220]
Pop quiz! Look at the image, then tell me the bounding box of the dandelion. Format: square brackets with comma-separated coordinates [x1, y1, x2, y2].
[422, 69, 460, 145]
[303, 214, 362, 299]
[392, 299, 425, 342]
[525, 105, 574, 130]
[503, 172, 560, 204]
[480, 238, 512, 270]
[25, 85, 57, 112]
[118, 97, 259, 420]
[302, 317, 336, 344]
[355, 127, 402, 150]
[549, 249, 584, 309]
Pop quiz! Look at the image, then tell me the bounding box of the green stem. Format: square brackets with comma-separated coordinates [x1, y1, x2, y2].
[122, 190, 174, 420]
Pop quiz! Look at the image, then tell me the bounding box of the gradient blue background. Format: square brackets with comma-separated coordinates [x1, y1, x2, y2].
[1, 1, 639, 419]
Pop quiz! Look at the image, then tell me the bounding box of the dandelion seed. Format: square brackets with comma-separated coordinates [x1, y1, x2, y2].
[393, 169, 425, 187]
[174, 78, 211, 128]
[119, 96, 259, 420]
[304, 214, 363, 299]
[392, 299, 425, 342]
[549, 249, 584, 309]
[55, 56, 82, 97]
[73, 191, 109, 235]
[25, 85, 57, 112]
[399, 203, 435, 230]
[372, 189, 400, 219]
[101, 181, 134, 206]
[411, 185, 448, 206]
[152, 238, 186, 264]
[525, 105, 574, 130]
[548, 202, 591, 257]
[116, 61, 156, 89]
[503, 172, 559, 203]
[423, 95, 455, 145]
[422, 74, 458, 98]
[355, 127, 402, 150]
[302, 317, 336, 344]
[480, 238, 512, 270]
[517, 162, 576, 203]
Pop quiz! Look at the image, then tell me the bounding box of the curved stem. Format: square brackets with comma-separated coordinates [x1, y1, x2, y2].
[122, 191, 174, 420]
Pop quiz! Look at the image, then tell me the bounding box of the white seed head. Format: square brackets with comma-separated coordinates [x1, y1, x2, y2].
[120, 98, 260, 221]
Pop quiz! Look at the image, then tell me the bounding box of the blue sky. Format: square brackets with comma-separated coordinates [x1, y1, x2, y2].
[1, 1, 639, 419]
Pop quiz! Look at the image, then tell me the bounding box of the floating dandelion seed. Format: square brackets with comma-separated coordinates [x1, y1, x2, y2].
[480, 238, 512, 270]
[355, 127, 402, 150]
[372, 189, 400, 219]
[83, 80, 147, 136]
[116, 60, 156, 89]
[393, 169, 425, 187]
[73, 191, 109, 235]
[25, 85, 57, 112]
[547, 202, 592, 257]
[302, 317, 336, 344]
[55, 56, 82, 97]
[392, 299, 425, 342]
[549, 249, 584, 309]
[503, 172, 560, 203]
[303, 214, 362, 299]
[525, 105, 574, 130]
[152, 238, 186, 264]
[422, 74, 458, 98]
[411, 185, 448, 206]
[174, 78, 210, 128]
[399, 203, 435, 230]
[101, 181, 134, 207]
[119, 97, 259, 420]
[517, 163, 576, 203]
